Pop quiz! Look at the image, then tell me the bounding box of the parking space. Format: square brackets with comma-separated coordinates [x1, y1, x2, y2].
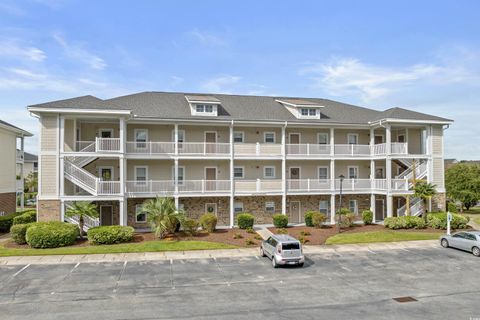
[0, 246, 479, 319]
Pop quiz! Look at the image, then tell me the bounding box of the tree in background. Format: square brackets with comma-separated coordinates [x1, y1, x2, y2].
[24, 172, 38, 193]
[65, 202, 99, 238]
[445, 164, 480, 212]
[414, 182, 437, 223]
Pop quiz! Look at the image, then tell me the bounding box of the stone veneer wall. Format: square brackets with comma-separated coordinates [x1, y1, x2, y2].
[336, 194, 371, 217]
[286, 195, 331, 223]
[431, 192, 446, 212]
[95, 201, 120, 226]
[180, 197, 230, 226]
[127, 198, 151, 229]
[0, 192, 16, 214]
[38, 200, 61, 222]
[234, 196, 282, 224]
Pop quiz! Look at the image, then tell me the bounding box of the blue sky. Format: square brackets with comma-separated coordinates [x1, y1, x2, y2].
[0, 0, 479, 158]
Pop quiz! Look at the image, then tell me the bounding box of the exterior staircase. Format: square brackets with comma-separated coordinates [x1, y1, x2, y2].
[395, 160, 428, 217]
[64, 159, 121, 196]
[65, 213, 100, 232]
[397, 197, 424, 217]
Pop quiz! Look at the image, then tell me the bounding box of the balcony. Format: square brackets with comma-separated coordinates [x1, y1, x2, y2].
[125, 180, 231, 196]
[126, 142, 175, 155]
[372, 143, 408, 156]
[98, 181, 122, 195]
[178, 143, 230, 157]
[74, 138, 121, 153]
[234, 143, 282, 158]
[286, 144, 330, 157]
[287, 179, 331, 193]
[334, 144, 371, 157]
[235, 179, 283, 194]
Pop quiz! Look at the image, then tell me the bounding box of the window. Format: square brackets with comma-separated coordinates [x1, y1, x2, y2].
[300, 108, 317, 116]
[172, 130, 185, 150]
[234, 202, 244, 214]
[173, 166, 185, 185]
[319, 200, 329, 214]
[318, 133, 328, 145]
[135, 204, 147, 223]
[196, 104, 204, 112]
[348, 167, 358, 179]
[134, 129, 148, 149]
[135, 166, 148, 185]
[347, 133, 358, 145]
[264, 132, 275, 143]
[233, 131, 244, 143]
[234, 167, 244, 179]
[195, 104, 214, 113]
[349, 200, 358, 215]
[265, 201, 275, 213]
[264, 166, 276, 179]
[318, 167, 329, 180]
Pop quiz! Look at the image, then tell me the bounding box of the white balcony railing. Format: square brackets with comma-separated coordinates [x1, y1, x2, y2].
[336, 179, 372, 191]
[334, 144, 371, 156]
[391, 179, 409, 192]
[235, 179, 283, 193]
[234, 143, 282, 157]
[126, 142, 175, 155]
[178, 143, 230, 156]
[126, 180, 175, 195]
[391, 142, 408, 155]
[97, 181, 121, 195]
[286, 144, 331, 156]
[96, 137, 121, 152]
[178, 180, 231, 193]
[287, 179, 331, 192]
[125, 180, 230, 195]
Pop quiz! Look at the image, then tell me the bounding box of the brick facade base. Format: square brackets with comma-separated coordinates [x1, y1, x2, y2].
[180, 197, 230, 226]
[432, 192, 446, 212]
[286, 195, 331, 223]
[234, 196, 282, 225]
[95, 201, 120, 226]
[38, 200, 61, 222]
[0, 192, 16, 215]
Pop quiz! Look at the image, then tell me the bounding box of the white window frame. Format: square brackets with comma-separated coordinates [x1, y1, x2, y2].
[98, 166, 114, 181]
[348, 166, 359, 179]
[349, 200, 358, 215]
[265, 201, 275, 213]
[299, 107, 319, 118]
[172, 166, 185, 186]
[134, 166, 148, 185]
[319, 200, 329, 215]
[263, 166, 276, 179]
[289, 167, 301, 179]
[205, 203, 217, 215]
[135, 204, 147, 223]
[264, 132, 276, 144]
[134, 129, 148, 149]
[99, 128, 114, 138]
[347, 133, 359, 145]
[233, 166, 245, 179]
[234, 202, 244, 214]
[233, 131, 244, 143]
[317, 133, 329, 145]
[317, 166, 329, 180]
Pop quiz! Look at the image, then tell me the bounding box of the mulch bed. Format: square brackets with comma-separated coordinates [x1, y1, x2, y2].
[267, 224, 446, 245]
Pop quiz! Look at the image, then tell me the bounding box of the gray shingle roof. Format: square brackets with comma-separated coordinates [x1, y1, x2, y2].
[0, 119, 33, 136]
[27, 91, 452, 124]
[24, 152, 37, 162]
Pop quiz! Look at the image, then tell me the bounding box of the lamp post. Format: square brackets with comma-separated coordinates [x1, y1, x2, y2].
[337, 174, 345, 233]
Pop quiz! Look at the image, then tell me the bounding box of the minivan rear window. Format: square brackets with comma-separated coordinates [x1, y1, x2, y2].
[282, 243, 300, 250]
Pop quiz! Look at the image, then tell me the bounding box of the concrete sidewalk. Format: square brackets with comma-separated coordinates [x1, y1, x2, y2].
[0, 240, 439, 266]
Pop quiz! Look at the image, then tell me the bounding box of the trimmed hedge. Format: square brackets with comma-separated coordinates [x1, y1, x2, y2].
[237, 213, 254, 229]
[87, 225, 134, 245]
[13, 210, 37, 225]
[427, 212, 469, 230]
[26, 222, 79, 248]
[10, 223, 34, 245]
[272, 214, 288, 228]
[0, 212, 23, 232]
[311, 212, 327, 228]
[183, 218, 199, 236]
[199, 213, 217, 233]
[362, 210, 373, 225]
[384, 216, 426, 229]
[304, 211, 317, 227]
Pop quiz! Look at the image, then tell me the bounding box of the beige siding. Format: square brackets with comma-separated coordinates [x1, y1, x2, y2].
[127, 160, 172, 180]
[179, 125, 230, 143]
[64, 119, 75, 151]
[40, 115, 57, 151]
[84, 159, 120, 180]
[407, 128, 423, 154]
[79, 122, 119, 141]
[432, 158, 444, 189]
[234, 160, 282, 179]
[335, 160, 371, 179]
[234, 127, 282, 144]
[432, 126, 443, 155]
[0, 129, 16, 193]
[40, 155, 57, 195]
[285, 128, 330, 144]
[334, 129, 370, 145]
[127, 124, 173, 142]
[286, 160, 331, 178]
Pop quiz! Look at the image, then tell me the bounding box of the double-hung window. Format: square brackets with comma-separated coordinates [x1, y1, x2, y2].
[135, 204, 147, 223]
[318, 167, 328, 180]
[172, 167, 185, 185]
[234, 202, 244, 214]
[301, 108, 317, 116]
[264, 132, 275, 143]
[319, 200, 329, 215]
[264, 166, 276, 179]
[348, 167, 358, 179]
[233, 132, 244, 143]
[318, 133, 328, 145]
[135, 166, 148, 185]
[349, 200, 358, 215]
[234, 167, 244, 179]
[134, 129, 148, 149]
[265, 201, 275, 213]
[347, 133, 358, 145]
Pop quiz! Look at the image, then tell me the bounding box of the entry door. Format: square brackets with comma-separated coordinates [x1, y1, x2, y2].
[290, 167, 300, 190]
[205, 132, 216, 154]
[289, 133, 301, 154]
[205, 168, 217, 191]
[374, 135, 383, 144]
[289, 201, 301, 224]
[100, 167, 113, 181]
[375, 168, 384, 179]
[100, 206, 113, 226]
[375, 199, 385, 221]
[100, 129, 113, 138]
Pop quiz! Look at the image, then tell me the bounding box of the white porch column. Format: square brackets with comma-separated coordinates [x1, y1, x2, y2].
[281, 123, 287, 215]
[370, 194, 376, 223]
[386, 123, 392, 155]
[330, 194, 336, 224]
[60, 199, 65, 222]
[330, 159, 335, 191]
[59, 116, 65, 198]
[174, 196, 179, 210]
[119, 199, 127, 226]
[174, 123, 179, 155]
[387, 195, 393, 218]
[59, 157, 65, 197]
[119, 155, 126, 196]
[229, 121, 235, 228]
[119, 117, 126, 153]
[386, 123, 392, 194]
[60, 115, 65, 153]
[370, 127, 375, 155]
[330, 128, 335, 156]
[174, 158, 179, 196]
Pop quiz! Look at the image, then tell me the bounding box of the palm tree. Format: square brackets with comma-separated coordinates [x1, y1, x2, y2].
[24, 172, 38, 193]
[142, 197, 185, 239]
[414, 182, 437, 223]
[65, 202, 99, 238]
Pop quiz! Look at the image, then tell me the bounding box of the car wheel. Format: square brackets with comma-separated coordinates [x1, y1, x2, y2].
[260, 247, 266, 257]
[298, 263, 304, 268]
[441, 239, 449, 248]
[272, 257, 278, 268]
[472, 246, 480, 257]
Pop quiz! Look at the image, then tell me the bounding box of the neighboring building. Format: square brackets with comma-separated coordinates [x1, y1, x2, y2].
[28, 92, 451, 228]
[23, 152, 38, 178]
[444, 158, 458, 170]
[0, 119, 32, 214]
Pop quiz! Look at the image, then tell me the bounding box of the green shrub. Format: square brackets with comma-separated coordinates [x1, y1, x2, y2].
[277, 228, 288, 234]
[311, 212, 327, 228]
[299, 230, 311, 236]
[245, 239, 256, 246]
[10, 223, 34, 245]
[199, 213, 217, 233]
[341, 213, 357, 228]
[362, 210, 373, 225]
[87, 225, 134, 245]
[427, 212, 469, 230]
[337, 208, 351, 216]
[182, 219, 199, 236]
[233, 232, 243, 239]
[13, 210, 37, 225]
[0, 212, 23, 232]
[384, 216, 426, 229]
[272, 214, 288, 228]
[298, 235, 309, 244]
[447, 202, 457, 213]
[304, 211, 317, 227]
[237, 213, 254, 229]
[245, 227, 256, 234]
[26, 222, 79, 248]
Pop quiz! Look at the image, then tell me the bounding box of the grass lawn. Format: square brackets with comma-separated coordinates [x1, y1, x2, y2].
[464, 207, 480, 215]
[473, 216, 480, 225]
[0, 240, 237, 257]
[325, 230, 441, 245]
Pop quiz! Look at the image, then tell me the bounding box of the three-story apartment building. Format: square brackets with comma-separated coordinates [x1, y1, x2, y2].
[28, 92, 451, 228]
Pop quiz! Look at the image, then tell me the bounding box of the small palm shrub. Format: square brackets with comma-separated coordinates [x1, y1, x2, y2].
[447, 202, 457, 213]
[245, 227, 256, 234]
[199, 213, 217, 233]
[362, 210, 373, 225]
[272, 214, 288, 228]
[26, 222, 79, 248]
[142, 197, 185, 238]
[87, 226, 134, 245]
[311, 212, 327, 228]
[237, 213, 254, 229]
[233, 233, 243, 239]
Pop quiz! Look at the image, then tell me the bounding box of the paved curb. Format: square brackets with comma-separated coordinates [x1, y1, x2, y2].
[0, 240, 439, 266]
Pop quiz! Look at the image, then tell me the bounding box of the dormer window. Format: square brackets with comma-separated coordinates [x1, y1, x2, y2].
[276, 98, 323, 120]
[196, 104, 214, 113]
[301, 108, 317, 117]
[186, 95, 220, 116]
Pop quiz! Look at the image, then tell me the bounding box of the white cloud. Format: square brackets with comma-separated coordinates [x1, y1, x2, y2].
[53, 33, 107, 70]
[200, 75, 241, 93]
[186, 28, 228, 47]
[0, 40, 46, 62]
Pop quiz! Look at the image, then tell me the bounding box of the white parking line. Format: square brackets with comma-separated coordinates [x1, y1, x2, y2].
[12, 264, 30, 277]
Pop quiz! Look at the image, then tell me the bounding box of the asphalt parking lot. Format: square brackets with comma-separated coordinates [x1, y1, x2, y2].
[0, 246, 479, 320]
